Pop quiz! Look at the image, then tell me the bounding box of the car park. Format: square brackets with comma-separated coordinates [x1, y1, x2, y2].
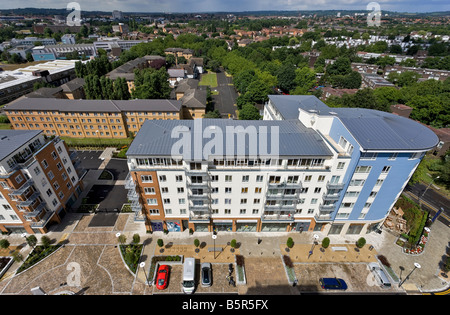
[201, 262, 212, 287]
[319, 277, 348, 290]
[156, 265, 170, 290]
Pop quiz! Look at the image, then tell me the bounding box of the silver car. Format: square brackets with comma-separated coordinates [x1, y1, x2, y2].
[201, 262, 212, 287]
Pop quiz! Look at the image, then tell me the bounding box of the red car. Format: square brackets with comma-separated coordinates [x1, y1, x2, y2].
[156, 265, 170, 290]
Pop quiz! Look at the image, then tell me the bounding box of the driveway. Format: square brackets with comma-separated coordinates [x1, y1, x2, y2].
[211, 69, 238, 119]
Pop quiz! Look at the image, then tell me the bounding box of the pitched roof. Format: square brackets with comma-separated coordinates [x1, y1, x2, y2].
[6, 98, 182, 113]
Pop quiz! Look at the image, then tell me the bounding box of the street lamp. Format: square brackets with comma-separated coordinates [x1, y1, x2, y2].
[308, 234, 319, 259]
[139, 262, 150, 286]
[212, 232, 217, 259]
[398, 262, 421, 288]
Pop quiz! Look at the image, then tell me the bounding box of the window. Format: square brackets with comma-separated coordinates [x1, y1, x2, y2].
[240, 209, 246, 214]
[147, 198, 158, 205]
[318, 175, 325, 182]
[311, 198, 318, 204]
[141, 175, 153, 183]
[240, 199, 247, 204]
[159, 175, 167, 182]
[15, 174, 24, 184]
[53, 181, 60, 190]
[175, 175, 183, 182]
[144, 187, 155, 194]
[161, 187, 168, 193]
[349, 179, 365, 186]
[256, 175, 263, 182]
[381, 166, 391, 174]
[47, 171, 55, 180]
[241, 187, 248, 193]
[388, 153, 398, 160]
[2, 204, 12, 210]
[41, 159, 49, 169]
[255, 187, 262, 193]
[355, 166, 372, 173]
[375, 179, 384, 186]
[179, 198, 185, 205]
[225, 187, 232, 194]
[225, 198, 231, 204]
[56, 162, 63, 171]
[225, 209, 231, 215]
[338, 137, 348, 149]
[225, 175, 232, 182]
[304, 175, 312, 182]
[337, 162, 345, 170]
[163, 198, 170, 204]
[242, 175, 249, 182]
[361, 152, 377, 160]
[177, 187, 184, 193]
[51, 151, 58, 160]
[314, 187, 321, 194]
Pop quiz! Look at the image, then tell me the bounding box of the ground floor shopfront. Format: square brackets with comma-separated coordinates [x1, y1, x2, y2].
[144, 216, 383, 236]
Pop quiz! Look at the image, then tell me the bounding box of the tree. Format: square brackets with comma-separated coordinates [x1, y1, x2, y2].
[118, 234, 127, 245]
[230, 239, 237, 249]
[203, 109, 221, 118]
[294, 67, 317, 91]
[26, 235, 38, 248]
[356, 237, 366, 248]
[132, 233, 140, 244]
[194, 239, 200, 248]
[41, 236, 51, 248]
[239, 104, 261, 120]
[132, 67, 171, 99]
[0, 239, 10, 250]
[322, 237, 330, 249]
[157, 239, 164, 248]
[275, 63, 297, 92]
[326, 57, 352, 76]
[286, 237, 294, 249]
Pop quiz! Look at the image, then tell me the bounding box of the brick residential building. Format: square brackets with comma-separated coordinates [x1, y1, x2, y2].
[0, 130, 83, 234]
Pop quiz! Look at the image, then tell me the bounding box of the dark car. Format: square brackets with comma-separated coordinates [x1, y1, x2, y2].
[319, 277, 348, 290]
[156, 265, 170, 290]
[201, 262, 212, 287]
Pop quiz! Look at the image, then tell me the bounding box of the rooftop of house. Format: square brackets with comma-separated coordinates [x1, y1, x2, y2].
[0, 129, 42, 162]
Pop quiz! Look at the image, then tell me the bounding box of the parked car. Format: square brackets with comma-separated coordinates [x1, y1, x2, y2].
[201, 262, 212, 287]
[319, 277, 348, 290]
[156, 265, 170, 290]
[182, 258, 196, 294]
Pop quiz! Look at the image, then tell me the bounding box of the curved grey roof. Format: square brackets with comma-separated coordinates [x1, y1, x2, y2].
[267, 95, 439, 151]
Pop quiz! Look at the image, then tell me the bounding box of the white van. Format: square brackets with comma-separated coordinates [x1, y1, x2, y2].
[182, 257, 196, 294]
[369, 263, 392, 289]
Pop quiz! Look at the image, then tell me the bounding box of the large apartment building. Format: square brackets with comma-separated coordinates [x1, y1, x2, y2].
[125, 95, 438, 236]
[5, 98, 183, 138]
[0, 130, 83, 234]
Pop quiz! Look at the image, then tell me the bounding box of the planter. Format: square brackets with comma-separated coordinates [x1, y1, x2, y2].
[0, 257, 13, 279]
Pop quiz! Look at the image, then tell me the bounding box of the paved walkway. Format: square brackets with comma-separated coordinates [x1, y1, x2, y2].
[0, 213, 448, 295]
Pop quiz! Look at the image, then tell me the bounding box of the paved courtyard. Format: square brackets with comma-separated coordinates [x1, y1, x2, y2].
[0, 212, 448, 295]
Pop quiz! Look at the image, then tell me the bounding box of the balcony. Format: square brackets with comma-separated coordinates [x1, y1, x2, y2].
[134, 211, 146, 222]
[125, 173, 136, 190]
[16, 192, 40, 207]
[30, 210, 55, 228]
[314, 214, 334, 222]
[189, 194, 210, 201]
[24, 203, 46, 220]
[268, 181, 302, 189]
[266, 193, 299, 200]
[326, 181, 345, 190]
[127, 190, 139, 201]
[322, 193, 341, 201]
[189, 212, 211, 222]
[319, 204, 336, 211]
[261, 214, 294, 222]
[189, 204, 209, 211]
[8, 179, 35, 197]
[265, 204, 296, 211]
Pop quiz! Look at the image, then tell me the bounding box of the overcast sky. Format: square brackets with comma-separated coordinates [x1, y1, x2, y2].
[1, 0, 449, 13]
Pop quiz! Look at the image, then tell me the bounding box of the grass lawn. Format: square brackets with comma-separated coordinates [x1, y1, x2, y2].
[61, 136, 132, 148]
[199, 72, 218, 88]
[0, 123, 11, 130]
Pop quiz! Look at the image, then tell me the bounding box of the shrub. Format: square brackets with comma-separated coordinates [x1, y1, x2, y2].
[194, 239, 200, 248]
[40, 236, 51, 248]
[286, 237, 294, 249]
[132, 233, 140, 244]
[0, 239, 10, 249]
[377, 255, 391, 268]
[189, 228, 194, 235]
[157, 239, 164, 248]
[322, 237, 330, 249]
[230, 239, 237, 248]
[444, 256, 450, 272]
[118, 234, 127, 245]
[26, 235, 37, 248]
[356, 237, 366, 248]
[283, 255, 294, 268]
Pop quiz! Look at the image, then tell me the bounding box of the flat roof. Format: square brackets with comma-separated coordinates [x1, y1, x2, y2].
[0, 130, 42, 161]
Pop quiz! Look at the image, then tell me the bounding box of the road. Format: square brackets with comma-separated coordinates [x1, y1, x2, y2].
[404, 182, 450, 226]
[211, 68, 238, 119]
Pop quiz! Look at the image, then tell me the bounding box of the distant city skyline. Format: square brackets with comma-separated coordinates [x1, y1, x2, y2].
[0, 0, 449, 14]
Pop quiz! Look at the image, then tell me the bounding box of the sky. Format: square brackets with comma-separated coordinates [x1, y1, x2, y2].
[1, 0, 449, 13]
